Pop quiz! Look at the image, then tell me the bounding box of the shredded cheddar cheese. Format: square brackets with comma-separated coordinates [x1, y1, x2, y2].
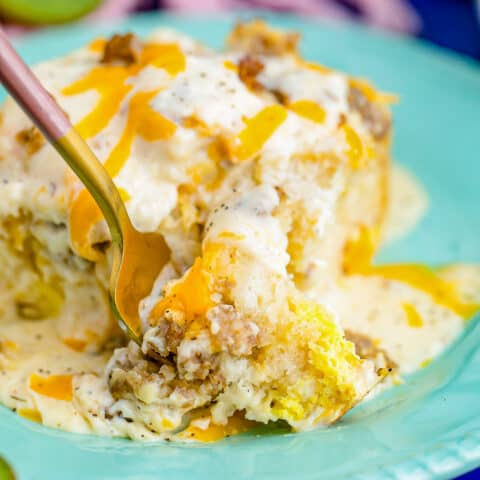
[29, 374, 73, 401]
[403, 303, 424, 328]
[150, 257, 214, 323]
[289, 100, 326, 124]
[344, 227, 480, 319]
[18, 408, 42, 423]
[141, 43, 186, 76]
[223, 60, 238, 71]
[342, 124, 365, 169]
[103, 89, 176, 177]
[236, 105, 287, 160]
[88, 37, 107, 53]
[63, 66, 133, 140]
[62, 337, 88, 352]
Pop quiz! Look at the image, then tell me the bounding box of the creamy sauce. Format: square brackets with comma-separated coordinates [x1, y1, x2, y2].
[318, 168, 477, 373]
[0, 316, 110, 433]
[382, 164, 429, 244]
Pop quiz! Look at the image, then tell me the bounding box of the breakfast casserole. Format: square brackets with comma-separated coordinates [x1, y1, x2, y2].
[0, 20, 478, 441]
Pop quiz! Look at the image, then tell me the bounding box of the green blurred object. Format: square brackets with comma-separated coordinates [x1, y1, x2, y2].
[0, 456, 15, 480]
[0, 0, 102, 24]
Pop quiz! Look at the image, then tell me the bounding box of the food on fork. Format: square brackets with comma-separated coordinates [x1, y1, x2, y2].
[0, 21, 478, 441]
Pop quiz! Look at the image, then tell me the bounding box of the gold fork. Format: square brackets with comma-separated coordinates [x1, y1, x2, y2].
[0, 29, 170, 344]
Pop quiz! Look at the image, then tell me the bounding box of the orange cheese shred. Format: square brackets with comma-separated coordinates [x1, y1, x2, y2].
[88, 37, 107, 53]
[141, 43, 186, 75]
[18, 408, 42, 423]
[63, 40, 185, 140]
[103, 89, 176, 177]
[68, 186, 131, 262]
[29, 373, 73, 401]
[289, 100, 326, 124]
[63, 337, 88, 352]
[150, 257, 214, 323]
[343, 227, 480, 319]
[62, 66, 133, 140]
[236, 105, 287, 160]
[224, 60, 238, 71]
[402, 303, 424, 328]
[68, 189, 104, 262]
[342, 124, 364, 169]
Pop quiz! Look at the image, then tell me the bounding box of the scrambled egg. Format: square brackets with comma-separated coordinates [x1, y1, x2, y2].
[0, 21, 478, 441]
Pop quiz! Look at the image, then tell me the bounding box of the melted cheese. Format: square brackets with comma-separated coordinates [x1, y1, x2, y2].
[289, 100, 326, 124]
[18, 408, 43, 423]
[62, 337, 88, 352]
[150, 257, 214, 323]
[103, 89, 176, 177]
[181, 413, 255, 442]
[68, 189, 104, 262]
[236, 105, 288, 160]
[29, 373, 73, 401]
[88, 38, 107, 53]
[343, 227, 480, 319]
[223, 60, 238, 71]
[402, 303, 424, 328]
[342, 124, 365, 169]
[62, 66, 133, 139]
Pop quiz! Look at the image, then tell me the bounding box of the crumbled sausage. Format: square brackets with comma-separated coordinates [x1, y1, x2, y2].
[207, 304, 259, 356]
[15, 127, 44, 155]
[142, 314, 186, 360]
[101, 33, 142, 65]
[348, 87, 391, 141]
[176, 335, 218, 381]
[107, 342, 225, 425]
[345, 329, 397, 371]
[227, 20, 299, 56]
[238, 55, 264, 91]
[108, 343, 175, 400]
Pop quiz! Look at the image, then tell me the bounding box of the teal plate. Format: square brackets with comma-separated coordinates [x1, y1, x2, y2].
[1, 11, 479, 480]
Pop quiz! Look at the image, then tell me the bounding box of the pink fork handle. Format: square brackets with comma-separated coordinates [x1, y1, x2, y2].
[0, 27, 71, 142]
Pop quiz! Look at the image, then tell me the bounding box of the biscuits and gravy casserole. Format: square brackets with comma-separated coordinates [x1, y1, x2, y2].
[0, 20, 478, 441]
